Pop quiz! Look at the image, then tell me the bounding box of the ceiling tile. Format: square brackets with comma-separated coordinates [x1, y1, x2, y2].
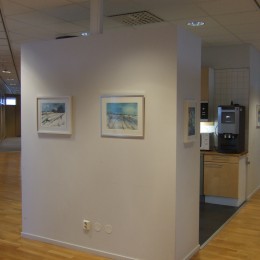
[0, 32, 6, 38]
[42, 4, 90, 22]
[8, 0, 71, 10]
[0, 0, 33, 16]
[225, 23, 260, 34]
[8, 11, 66, 26]
[0, 39, 9, 45]
[0, 45, 9, 51]
[237, 33, 260, 41]
[203, 33, 241, 43]
[71, 19, 90, 29]
[103, 0, 140, 16]
[198, 0, 258, 15]
[103, 17, 129, 29]
[68, 0, 89, 3]
[150, 4, 208, 21]
[39, 21, 86, 35]
[214, 11, 260, 26]
[5, 18, 58, 40]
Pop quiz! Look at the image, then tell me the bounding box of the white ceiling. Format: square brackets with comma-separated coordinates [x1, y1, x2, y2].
[0, 0, 259, 94]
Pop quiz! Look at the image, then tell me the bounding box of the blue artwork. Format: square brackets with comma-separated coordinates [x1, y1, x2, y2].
[106, 103, 138, 130]
[188, 107, 195, 136]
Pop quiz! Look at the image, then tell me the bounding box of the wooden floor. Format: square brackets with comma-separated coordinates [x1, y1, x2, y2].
[192, 190, 260, 259]
[0, 152, 109, 260]
[2, 151, 260, 259]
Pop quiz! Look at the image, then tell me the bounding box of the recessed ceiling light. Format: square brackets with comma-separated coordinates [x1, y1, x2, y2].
[2, 69, 11, 73]
[81, 32, 89, 37]
[187, 21, 205, 27]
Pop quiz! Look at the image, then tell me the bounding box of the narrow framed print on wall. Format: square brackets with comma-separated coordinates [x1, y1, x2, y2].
[37, 96, 72, 134]
[184, 100, 197, 143]
[256, 104, 260, 128]
[101, 95, 145, 138]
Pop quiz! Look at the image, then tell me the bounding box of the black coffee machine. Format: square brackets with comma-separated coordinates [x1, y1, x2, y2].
[217, 105, 245, 153]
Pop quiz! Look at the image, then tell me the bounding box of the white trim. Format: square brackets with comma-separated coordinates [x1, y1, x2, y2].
[21, 232, 138, 260]
[205, 196, 244, 207]
[247, 185, 260, 200]
[183, 244, 200, 260]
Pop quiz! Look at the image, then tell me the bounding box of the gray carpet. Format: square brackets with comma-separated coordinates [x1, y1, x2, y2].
[0, 137, 21, 152]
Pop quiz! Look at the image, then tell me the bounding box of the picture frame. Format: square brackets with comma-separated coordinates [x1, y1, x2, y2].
[101, 95, 145, 138]
[37, 96, 72, 134]
[256, 104, 260, 128]
[184, 100, 197, 143]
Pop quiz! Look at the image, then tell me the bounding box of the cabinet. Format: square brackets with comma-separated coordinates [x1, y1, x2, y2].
[203, 152, 247, 206]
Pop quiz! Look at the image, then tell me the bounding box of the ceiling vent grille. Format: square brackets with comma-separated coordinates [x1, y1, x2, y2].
[108, 11, 164, 26]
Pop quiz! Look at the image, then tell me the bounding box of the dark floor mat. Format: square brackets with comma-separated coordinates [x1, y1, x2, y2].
[199, 202, 238, 245]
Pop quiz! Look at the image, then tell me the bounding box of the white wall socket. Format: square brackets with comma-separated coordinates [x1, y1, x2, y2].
[83, 220, 91, 231]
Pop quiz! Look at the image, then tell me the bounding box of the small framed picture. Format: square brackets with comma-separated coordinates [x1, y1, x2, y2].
[101, 95, 145, 138]
[256, 105, 260, 128]
[37, 96, 72, 134]
[184, 100, 197, 143]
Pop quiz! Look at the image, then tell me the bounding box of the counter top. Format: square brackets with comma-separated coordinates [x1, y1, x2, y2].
[200, 150, 248, 157]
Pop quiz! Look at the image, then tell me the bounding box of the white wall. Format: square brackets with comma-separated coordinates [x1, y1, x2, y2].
[21, 24, 201, 260]
[247, 47, 260, 197]
[175, 29, 201, 260]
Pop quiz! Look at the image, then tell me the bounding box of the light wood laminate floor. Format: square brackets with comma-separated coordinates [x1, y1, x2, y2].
[0, 152, 109, 260]
[193, 190, 260, 259]
[2, 151, 260, 259]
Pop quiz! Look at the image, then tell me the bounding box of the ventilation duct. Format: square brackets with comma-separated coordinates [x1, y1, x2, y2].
[109, 11, 164, 26]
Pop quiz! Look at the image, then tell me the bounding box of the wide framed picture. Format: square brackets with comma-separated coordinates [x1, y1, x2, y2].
[37, 96, 72, 134]
[101, 95, 145, 138]
[256, 105, 260, 128]
[184, 100, 197, 143]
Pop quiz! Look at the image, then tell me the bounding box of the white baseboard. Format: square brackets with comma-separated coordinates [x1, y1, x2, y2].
[205, 196, 243, 207]
[183, 244, 200, 260]
[21, 232, 137, 260]
[247, 185, 260, 200]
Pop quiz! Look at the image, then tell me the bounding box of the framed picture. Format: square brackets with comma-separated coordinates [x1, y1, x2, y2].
[184, 100, 197, 143]
[101, 95, 145, 138]
[256, 105, 260, 128]
[37, 96, 72, 134]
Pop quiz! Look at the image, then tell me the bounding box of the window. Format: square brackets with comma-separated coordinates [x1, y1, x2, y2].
[5, 97, 16, 106]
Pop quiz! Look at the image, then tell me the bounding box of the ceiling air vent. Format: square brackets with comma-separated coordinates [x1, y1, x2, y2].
[108, 11, 164, 26]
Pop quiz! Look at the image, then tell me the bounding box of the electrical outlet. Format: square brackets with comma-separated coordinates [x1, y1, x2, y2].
[83, 220, 91, 231]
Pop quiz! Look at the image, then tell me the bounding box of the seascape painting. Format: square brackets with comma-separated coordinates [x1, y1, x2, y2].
[41, 102, 66, 127]
[101, 96, 144, 138]
[106, 103, 138, 130]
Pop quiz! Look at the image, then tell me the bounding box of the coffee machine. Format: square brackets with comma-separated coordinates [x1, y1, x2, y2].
[217, 105, 245, 153]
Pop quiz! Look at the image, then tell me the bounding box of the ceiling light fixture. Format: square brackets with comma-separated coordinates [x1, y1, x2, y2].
[2, 69, 11, 74]
[81, 32, 89, 37]
[187, 21, 205, 27]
